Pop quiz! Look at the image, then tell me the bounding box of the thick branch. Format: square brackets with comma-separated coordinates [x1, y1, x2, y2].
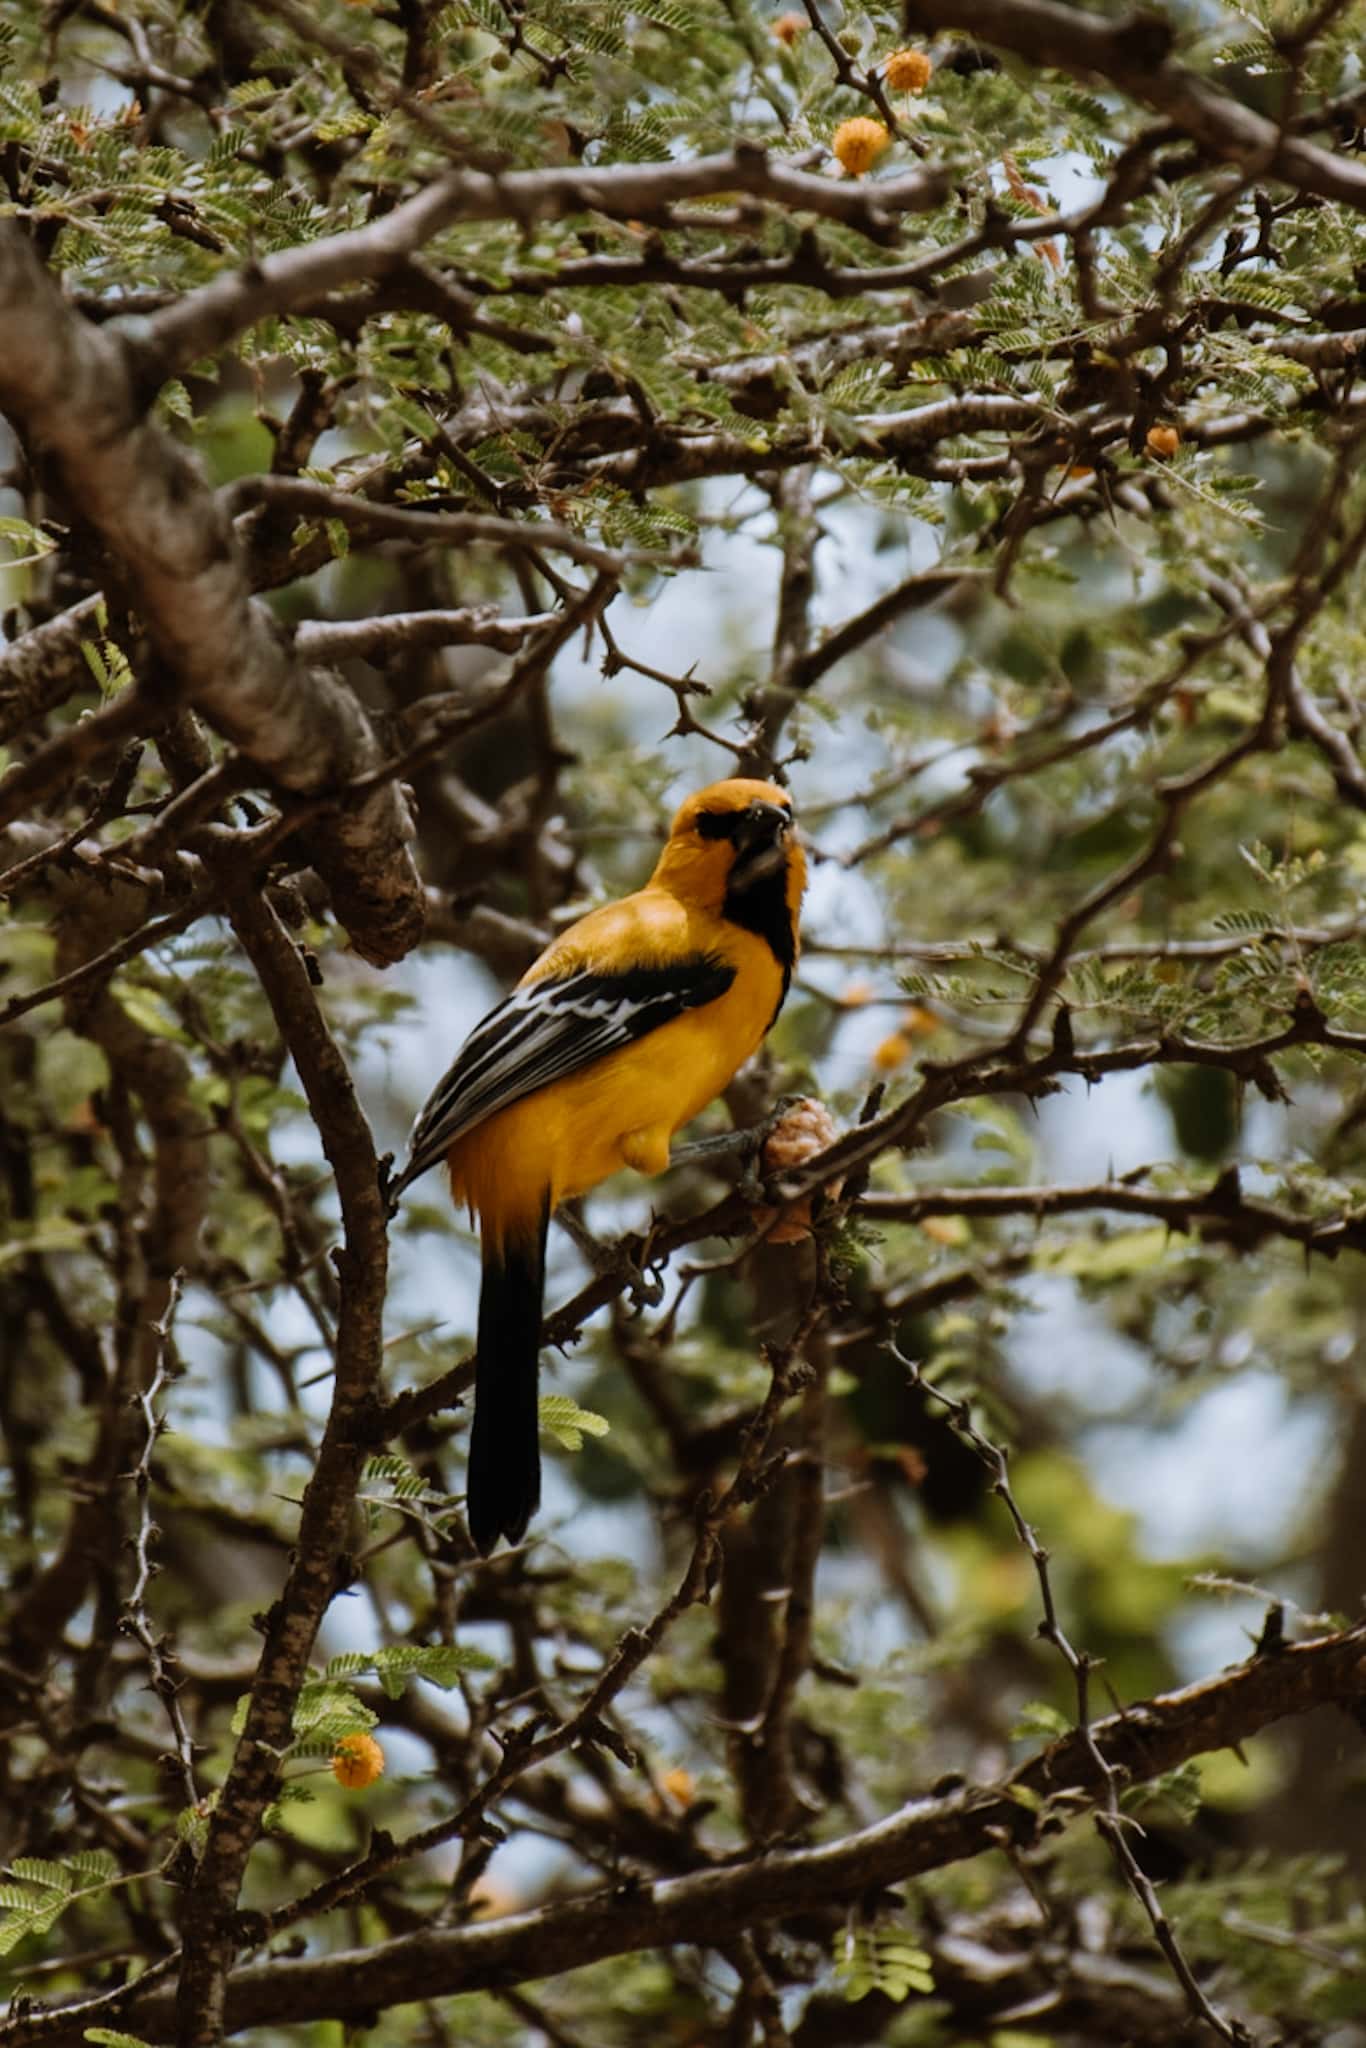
[293, 608, 559, 662]
[31, 1627, 1362, 2042]
[0, 223, 422, 966]
[0, 594, 103, 743]
[901, 0, 1366, 211]
[142, 146, 949, 377]
[774, 995, 1366, 1222]
[224, 477, 680, 573]
[861, 1169, 1366, 1259]
[170, 889, 388, 2042]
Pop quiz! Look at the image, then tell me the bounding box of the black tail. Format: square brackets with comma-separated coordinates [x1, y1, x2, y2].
[467, 1204, 549, 1556]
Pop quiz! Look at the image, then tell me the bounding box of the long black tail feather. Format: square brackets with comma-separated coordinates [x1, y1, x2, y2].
[467, 1202, 549, 1555]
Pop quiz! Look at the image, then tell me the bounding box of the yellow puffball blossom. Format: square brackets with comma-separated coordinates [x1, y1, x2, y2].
[831, 116, 891, 177]
[332, 1732, 385, 1789]
[873, 1030, 911, 1071]
[884, 46, 932, 92]
[900, 1004, 940, 1038]
[921, 1216, 964, 1247]
[659, 1766, 697, 1809]
[770, 11, 807, 43]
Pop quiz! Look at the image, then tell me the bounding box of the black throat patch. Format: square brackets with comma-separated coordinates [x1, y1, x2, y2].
[695, 805, 797, 1015]
[724, 862, 796, 1014]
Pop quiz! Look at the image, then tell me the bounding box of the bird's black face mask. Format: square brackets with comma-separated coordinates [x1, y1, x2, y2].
[698, 799, 793, 894]
[697, 800, 797, 993]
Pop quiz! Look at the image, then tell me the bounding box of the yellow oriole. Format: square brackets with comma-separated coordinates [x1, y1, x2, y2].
[392, 777, 807, 1554]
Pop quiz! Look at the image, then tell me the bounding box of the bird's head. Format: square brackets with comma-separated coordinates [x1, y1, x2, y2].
[654, 778, 806, 927]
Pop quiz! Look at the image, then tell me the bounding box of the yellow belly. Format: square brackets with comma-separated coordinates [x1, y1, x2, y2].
[446, 967, 778, 1247]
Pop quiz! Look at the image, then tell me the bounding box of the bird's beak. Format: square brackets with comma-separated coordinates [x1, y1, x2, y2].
[730, 802, 793, 888]
[740, 800, 791, 845]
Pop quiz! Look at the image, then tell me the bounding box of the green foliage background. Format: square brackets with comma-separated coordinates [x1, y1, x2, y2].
[2, 0, 1366, 2039]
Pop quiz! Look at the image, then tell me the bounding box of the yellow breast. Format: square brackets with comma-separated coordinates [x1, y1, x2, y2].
[446, 905, 784, 1248]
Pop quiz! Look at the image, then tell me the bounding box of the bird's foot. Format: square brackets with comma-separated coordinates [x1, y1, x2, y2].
[623, 1217, 668, 1309]
[669, 1097, 802, 1200]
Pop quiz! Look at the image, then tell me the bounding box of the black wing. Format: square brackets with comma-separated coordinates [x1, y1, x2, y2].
[392, 954, 735, 1197]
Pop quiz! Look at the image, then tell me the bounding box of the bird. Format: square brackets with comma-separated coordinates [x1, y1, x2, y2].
[390, 777, 807, 1555]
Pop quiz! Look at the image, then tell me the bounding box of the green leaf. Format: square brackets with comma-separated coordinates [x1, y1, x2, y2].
[1002, 1782, 1044, 1812]
[0, 1852, 123, 1958]
[323, 1642, 494, 1699]
[833, 1924, 934, 2003]
[79, 635, 135, 698]
[0, 513, 56, 565]
[9, 1859, 75, 1892]
[1011, 1700, 1072, 1743]
[539, 1394, 610, 1451]
[108, 982, 189, 1042]
[36, 1030, 110, 1127]
[292, 1680, 375, 1737]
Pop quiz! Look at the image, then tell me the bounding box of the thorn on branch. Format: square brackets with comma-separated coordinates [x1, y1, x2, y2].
[1253, 1603, 1287, 1657]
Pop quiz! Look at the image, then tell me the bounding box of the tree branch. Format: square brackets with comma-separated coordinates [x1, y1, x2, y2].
[901, 0, 1366, 212]
[0, 223, 422, 967]
[861, 1169, 1366, 1260]
[141, 146, 949, 379]
[222, 476, 684, 574]
[170, 888, 389, 2042]
[22, 1627, 1361, 2043]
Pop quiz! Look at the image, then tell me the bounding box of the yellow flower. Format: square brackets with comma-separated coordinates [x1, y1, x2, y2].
[884, 46, 932, 92]
[831, 117, 891, 177]
[872, 1031, 911, 1072]
[659, 1766, 696, 1809]
[332, 1732, 385, 1789]
[920, 1216, 965, 1246]
[900, 1004, 939, 1037]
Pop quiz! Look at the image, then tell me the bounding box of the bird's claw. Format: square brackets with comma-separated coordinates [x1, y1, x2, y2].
[622, 1224, 667, 1310]
[668, 1096, 800, 1195]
